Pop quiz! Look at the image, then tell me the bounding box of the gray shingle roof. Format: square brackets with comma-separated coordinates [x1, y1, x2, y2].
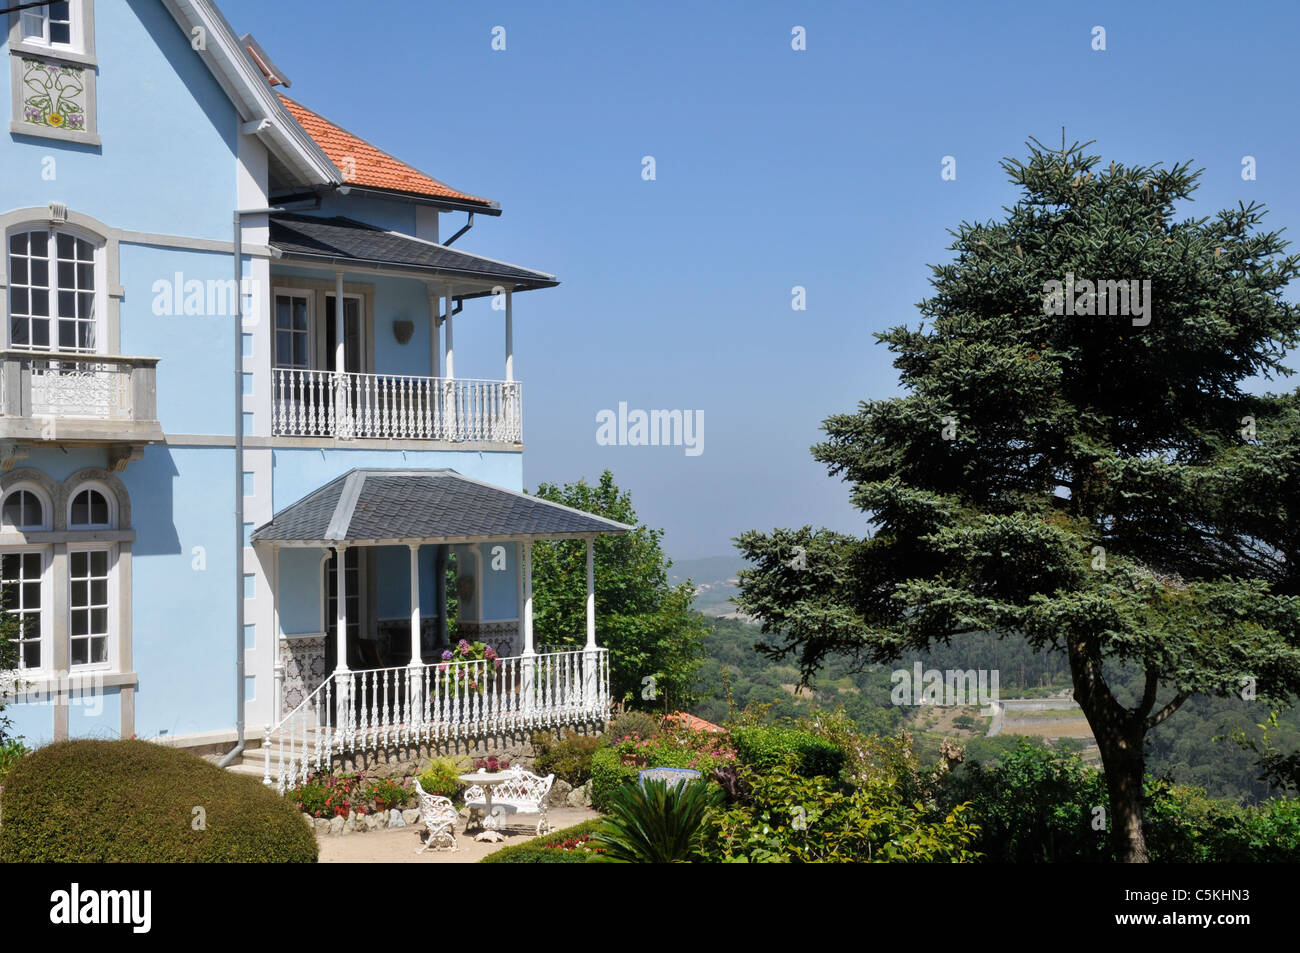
[252, 469, 631, 544]
[268, 214, 559, 294]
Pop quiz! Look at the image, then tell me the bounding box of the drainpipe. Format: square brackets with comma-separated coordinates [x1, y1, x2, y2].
[218, 196, 318, 769]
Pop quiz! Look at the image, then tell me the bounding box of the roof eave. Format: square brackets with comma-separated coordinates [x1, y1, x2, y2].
[163, 0, 342, 189]
[270, 249, 560, 293]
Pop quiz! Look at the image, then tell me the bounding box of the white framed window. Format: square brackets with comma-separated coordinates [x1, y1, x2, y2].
[20, 1, 74, 49]
[1, 484, 52, 532]
[1, 547, 49, 672]
[6, 227, 101, 352]
[68, 546, 112, 669]
[68, 483, 114, 529]
[273, 290, 312, 369]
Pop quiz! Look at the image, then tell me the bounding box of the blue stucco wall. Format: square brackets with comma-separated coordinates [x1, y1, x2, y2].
[272, 447, 523, 508]
[0, 0, 239, 240]
[120, 444, 235, 739]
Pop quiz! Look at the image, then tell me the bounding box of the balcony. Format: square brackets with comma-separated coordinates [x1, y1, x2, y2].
[0, 351, 164, 465]
[271, 368, 522, 445]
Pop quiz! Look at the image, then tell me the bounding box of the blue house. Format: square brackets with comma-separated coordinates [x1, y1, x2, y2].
[0, 0, 624, 787]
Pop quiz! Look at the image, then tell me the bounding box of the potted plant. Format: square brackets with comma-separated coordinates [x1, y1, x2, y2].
[368, 776, 412, 812]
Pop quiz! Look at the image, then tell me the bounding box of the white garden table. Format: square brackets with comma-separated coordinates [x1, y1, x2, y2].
[459, 771, 517, 843]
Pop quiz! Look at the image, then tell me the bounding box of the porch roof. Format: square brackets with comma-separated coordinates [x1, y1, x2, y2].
[251, 469, 632, 547]
[267, 213, 559, 296]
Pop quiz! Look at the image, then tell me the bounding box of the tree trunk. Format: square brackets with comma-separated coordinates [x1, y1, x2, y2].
[1094, 725, 1149, 863]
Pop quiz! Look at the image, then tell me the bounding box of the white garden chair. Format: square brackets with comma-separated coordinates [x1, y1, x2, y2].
[414, 778, 459, 853]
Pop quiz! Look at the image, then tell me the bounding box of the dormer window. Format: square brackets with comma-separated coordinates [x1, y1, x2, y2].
[8, 0, 98, 145]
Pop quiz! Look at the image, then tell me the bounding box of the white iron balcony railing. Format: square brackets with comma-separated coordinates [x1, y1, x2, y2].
[0, 350, 163, 445]
[272, 368, 522, 444]
[264, 648, 610, 792]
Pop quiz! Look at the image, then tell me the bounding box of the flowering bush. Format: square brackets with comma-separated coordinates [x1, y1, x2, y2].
[473, 755, 511, 773]
[290, 772, 363, 818]
[418, 757, 462, 798]
[591, 725, 737, 811]
[368, 776, 412, 810]
[433, 640, 503, 696]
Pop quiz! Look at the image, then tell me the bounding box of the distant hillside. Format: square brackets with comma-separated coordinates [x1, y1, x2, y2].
[670, 556, 751, 619]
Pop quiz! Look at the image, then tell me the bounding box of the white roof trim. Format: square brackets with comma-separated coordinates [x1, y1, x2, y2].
[161, 0, 341, 189]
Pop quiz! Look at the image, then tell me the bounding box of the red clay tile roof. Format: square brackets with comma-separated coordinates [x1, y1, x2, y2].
[279, 95, 494, 207]
[667, 712, 726, 733]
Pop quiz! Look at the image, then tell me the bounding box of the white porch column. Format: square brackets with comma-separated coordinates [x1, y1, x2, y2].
[428, 285, 441, 378]
[408, 544, 422, 665]
[522, 540, 534, 655]
[267, 543, 282, 785]
[333, 271, 346, 370]
[333, 543, 351, 741]
[444, 286, 455, 379]
[521, 539, 535, 714]
[504, 290, 513, 382]
[584, 536, 598, 712]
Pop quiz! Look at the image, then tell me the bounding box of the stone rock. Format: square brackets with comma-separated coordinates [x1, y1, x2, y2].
[567, 780, 592, 809]
[328, 815, 345, 835]
[388, 808, 406, 828]
[545, 779, 572, 808]
[313, 817, 330, 835]
[365, 813, 383, 832]
[301, 813, 315, 829]
[402, 808, 420, 826]
[344, 812, 356, 834]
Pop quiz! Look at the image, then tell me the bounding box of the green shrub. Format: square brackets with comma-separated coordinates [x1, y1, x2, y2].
[417, 757, 462, 799]
[731, 725, 845, 779]
[590, 747, 641, 812]
[607, 710, 660, 741]
[533, 730, 603, 785]
[1145, 783, 1300, 863]
[0, 739, 28, 785]
[701, 758, 980, 863]
[480, 818, 604, 863]
[593, 778, 720, 863]
[937, 740, 1109, 863]
[288, 772, 363, 818]
[0, 739, 318, 862]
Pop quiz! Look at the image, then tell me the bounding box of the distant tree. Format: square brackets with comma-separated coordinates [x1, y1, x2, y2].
[530, 471, 707, 711]
[735, 139, 1300, 862]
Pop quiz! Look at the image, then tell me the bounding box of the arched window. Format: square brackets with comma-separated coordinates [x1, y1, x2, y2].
[2, 487, 49, 531]
[7, 228, 100, 352]
[68, 485, 112, 529]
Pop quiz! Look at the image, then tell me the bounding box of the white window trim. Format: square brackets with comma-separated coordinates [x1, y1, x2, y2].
[7, 0, 96, 67]
[1, 481, 53, 532]
[66, 481, 116, 530]
[67, 542, 116, 673]
[272, 288, 314, 370]
[4, 223, 107, 354]
[0, 544, 52, 676]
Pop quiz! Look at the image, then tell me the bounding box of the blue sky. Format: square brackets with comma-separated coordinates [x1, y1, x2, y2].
[223, 0, 1300, 563]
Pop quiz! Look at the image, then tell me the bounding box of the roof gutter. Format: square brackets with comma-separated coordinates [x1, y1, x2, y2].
[323, 184, 501, 217]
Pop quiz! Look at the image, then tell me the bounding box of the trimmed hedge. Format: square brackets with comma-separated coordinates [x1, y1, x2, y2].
[0, 739, 318, 863]
[731, 725, 845, 779]
[590, 747, 641, 812]
[480, 818, 603, 863]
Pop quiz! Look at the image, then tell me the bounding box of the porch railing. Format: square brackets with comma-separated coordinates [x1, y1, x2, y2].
[0, 349, 159, 421]
[263, 648, 609, 792]
[271, 368, 522, 443]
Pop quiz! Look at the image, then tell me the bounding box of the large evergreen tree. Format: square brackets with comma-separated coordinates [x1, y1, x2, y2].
[735, 138, 1300, 862]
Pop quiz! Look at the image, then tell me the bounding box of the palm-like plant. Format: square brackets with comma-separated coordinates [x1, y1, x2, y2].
[592, 778, 719, 863]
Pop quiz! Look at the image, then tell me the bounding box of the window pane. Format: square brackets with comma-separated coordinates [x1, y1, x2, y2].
[91, 550, 108, 575]
[31, 288, 49, 316]
[31, 259, 48, 287]
[58, 320, 76, 349]
[57, 260, 73, 288]
[91, 493, 108, 524]
[23, 641, 40, 668]
[29, 232, 47, 256]
[11, 289, 28, 316]
[71, 580, 87, 605]
[91, 638, 107, 664]
[71, 640, 87, 666]
[91, 579, 107, 604]
[9, 233, 25, 254]
[71, 610, 87, 637]
[58, 291, 76, 319]
[22, 581, 40, 606]
[10, 321, 28, 346]
[11, 258, 27, 285]
[91, 608, 107, 633]
[71, 493, 88, 526]
[70, 551, 86, 575]
[23, 552, 41, 576]
[32, 320, 49, 348]
[56, 233, 73, 258]
[20, 11, 43, 39]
